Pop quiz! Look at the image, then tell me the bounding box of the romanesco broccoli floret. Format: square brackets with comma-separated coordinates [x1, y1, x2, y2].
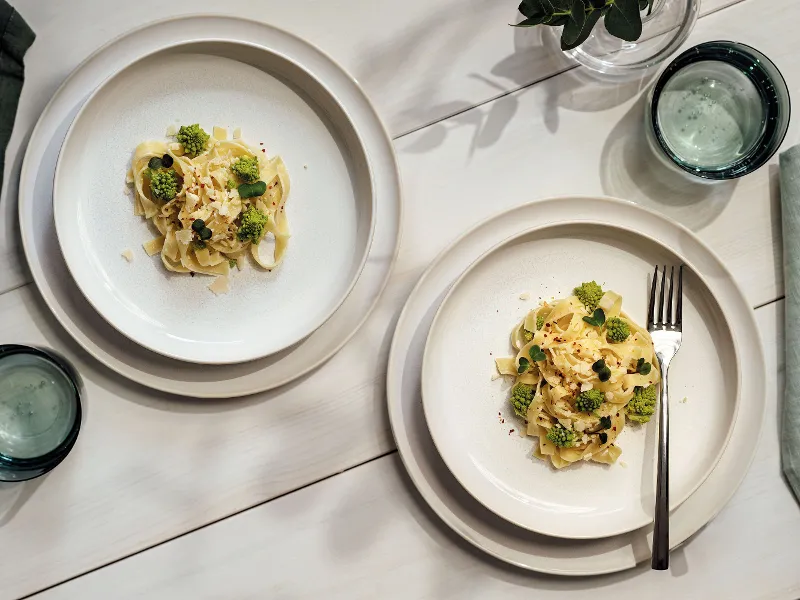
[574, 281, 604, 311]
[606, 317, 631, 343]
[536, 314, 545, 330]
[236, 206, 269, 244]
[149, 169, 179, 201]
[231, 155, 260, 183]
[176, 124, 210, 157]
[546, 424, 575, 448]
[627, 385, 657, 423]
[523, 329, 534, 342]
[575, 389, 604, 413]
[510, 383, 535, 418]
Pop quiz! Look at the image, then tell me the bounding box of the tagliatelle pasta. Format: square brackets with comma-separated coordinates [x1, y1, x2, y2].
[126, 125, 290, 290]
[495, 284, 661, 468]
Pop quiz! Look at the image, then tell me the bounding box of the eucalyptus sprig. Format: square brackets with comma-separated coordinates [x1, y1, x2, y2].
[514, 0, 654, 51]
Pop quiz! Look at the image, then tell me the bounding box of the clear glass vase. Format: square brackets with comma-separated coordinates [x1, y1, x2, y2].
[564, 0, 699, 78]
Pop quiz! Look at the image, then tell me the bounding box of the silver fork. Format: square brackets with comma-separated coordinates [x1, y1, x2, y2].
[647, 265, 683, 571]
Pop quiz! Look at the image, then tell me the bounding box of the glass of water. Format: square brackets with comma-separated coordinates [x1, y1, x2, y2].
[646, 41, 790, 181]
[0, 345, 82, 482]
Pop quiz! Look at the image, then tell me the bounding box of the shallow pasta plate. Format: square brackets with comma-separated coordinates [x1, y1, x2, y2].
[53, 38, 375, 364]
[19, 16, 401, 396]
[390, 197, 763, 572]
[422, 222, 739, 539]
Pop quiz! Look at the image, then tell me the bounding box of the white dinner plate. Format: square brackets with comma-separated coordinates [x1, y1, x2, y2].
[19, 17, 401, 394]
[388, 196, 765, 575]
[422, 222, 738, 539]
[53, 40, 375, 364]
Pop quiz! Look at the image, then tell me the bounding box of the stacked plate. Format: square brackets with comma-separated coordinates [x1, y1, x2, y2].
[387, 196, 765, 574]
[19, 17, 401, 397]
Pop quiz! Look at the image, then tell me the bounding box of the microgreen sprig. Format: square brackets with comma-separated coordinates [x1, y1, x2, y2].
[592, 358, 612, 382]
[529, 345, 547, 362]
[636, 357, 652, 375]
[583, 308, 606, 328]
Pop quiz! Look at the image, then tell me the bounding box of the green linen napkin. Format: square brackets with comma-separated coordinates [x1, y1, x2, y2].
[781, 144, 800, 503]
[0, 1, 34, 193]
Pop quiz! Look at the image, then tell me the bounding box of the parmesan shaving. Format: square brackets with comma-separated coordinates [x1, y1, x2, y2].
[208, 275, 230, 295]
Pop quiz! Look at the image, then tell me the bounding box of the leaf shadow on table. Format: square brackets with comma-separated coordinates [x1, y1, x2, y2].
[599, 94, 738, 232]
[361, 2, 577, 154]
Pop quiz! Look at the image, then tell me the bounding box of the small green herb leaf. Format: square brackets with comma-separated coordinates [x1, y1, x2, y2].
[636, 357, 652, 375]
[238, 180, 267, 199]
[582, 308, 606, 327]
[529, 345, 547, 362]
[592, 359, 606, 373]
[598, 367, 611, 382]
[518, 357, 530, 374]
[148, 157, 163, 170]
[599, 432, 608, 444]
[599, 415, 612, 429]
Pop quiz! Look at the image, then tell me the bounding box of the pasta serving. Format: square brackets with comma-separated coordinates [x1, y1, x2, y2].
[495, 281, 661, 468]
[126, 124, 290, 292]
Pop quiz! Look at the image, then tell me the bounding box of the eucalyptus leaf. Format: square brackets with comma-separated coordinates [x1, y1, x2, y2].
[604, 0, 643, 42]
[561, 7, 601, 50]
[513, 14, 549, 26]
[561, 0, 586, 46]
[518, 0, 547, 18]
[545, 14, 570, 26]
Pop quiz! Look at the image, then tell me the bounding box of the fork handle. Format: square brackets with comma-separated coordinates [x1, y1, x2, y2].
[651, 358, 670, 570]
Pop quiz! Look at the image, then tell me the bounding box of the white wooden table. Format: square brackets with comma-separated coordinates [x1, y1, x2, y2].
[1, 0, 798, 598]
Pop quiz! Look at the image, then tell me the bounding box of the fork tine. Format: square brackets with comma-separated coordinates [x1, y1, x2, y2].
[657, 265, 666, 325]
[675, 265, 683, 328]
[647, 266, 658, 329]
[666, 266, 674, 325]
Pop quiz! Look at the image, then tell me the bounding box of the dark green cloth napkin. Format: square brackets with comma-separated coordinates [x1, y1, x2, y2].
[781, 144, 800, 504]
[0, 1, 34, 193]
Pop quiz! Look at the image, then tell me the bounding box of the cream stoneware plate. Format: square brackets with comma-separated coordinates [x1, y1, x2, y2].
[19, 17, 401, 395]
[388, 196, 765, 574]
[53, 41, 375, 364]
[422, 222, 738, 539]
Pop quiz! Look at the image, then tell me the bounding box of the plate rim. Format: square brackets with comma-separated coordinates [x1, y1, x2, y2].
[51, 36, 377, 365]
[421, 219, 741, 539]
[18, 15, 402, 396]
[387, 195, 765, 575]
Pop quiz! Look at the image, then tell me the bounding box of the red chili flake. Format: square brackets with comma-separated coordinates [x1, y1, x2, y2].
[508, 429, 515, 435]
[501, 419, 505, 423]
[262, 149, 266, 153]
[259, 142, 264, 145]
[612, 426, 617, 431]
[498, 412, 501, 416]
[190, 272, 195, 277]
